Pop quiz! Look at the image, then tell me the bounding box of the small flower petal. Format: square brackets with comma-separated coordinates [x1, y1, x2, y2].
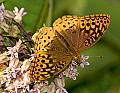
[0, 3, 5, 11]
[0, 13, 4, 21]
[14, 52, 18, 58]
[56, 87, 68, 93]
[80, 63, 84, 68]
[29, 54, 35, 61]
[56, 88, 62, 93]
[54, 77, 65, 88]
[9, 58, 19, 68]
[21, 59, 30, 73]
[19, 8, 27, 16]
[84, 62, 90, 65]
[13, 7, 18, 14]
[15, 39, 22, 49]
[47, 82, 55, 93]
[0, 3, 5, 21]
[23, 71, 30, 86]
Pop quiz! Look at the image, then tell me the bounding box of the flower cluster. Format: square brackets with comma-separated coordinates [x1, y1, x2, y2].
[0, 39, 34, 93]
[0, 3, 90, 93]
[0, 3, 33, 93]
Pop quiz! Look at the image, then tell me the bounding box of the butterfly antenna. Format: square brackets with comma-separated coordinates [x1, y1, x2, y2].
[89, 56, 103, 58]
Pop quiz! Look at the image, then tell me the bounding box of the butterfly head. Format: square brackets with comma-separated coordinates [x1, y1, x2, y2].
[72, 54, 89, 67]
[73, 54, 82, 64]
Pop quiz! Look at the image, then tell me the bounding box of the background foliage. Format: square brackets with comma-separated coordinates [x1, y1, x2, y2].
[3, 0, 120, 93]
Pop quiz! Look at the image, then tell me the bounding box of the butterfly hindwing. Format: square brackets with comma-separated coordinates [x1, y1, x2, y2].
[30, 27, 72, 82]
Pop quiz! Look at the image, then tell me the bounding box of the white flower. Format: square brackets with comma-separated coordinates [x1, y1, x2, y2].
[13, 7, 27, 22]
[29, 54, 35, 61]
[5, 39, 22, 60]
[0, 13, 4, 21]
[54, 77, 68, 93]
[23, 71, 30, 86]
[5, 79, 22, 92]
[21, 59, 31, 73]
[79, 54, 90, 68]
[0, 3, 5, 12]
[47, 82, 55, 93]
[0, 3, 5, 21]
[59, 60, 79, 80]
[9, 58, 19, 69]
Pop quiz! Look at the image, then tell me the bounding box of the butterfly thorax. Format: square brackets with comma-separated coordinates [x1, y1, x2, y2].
[72, 54, 82, 64]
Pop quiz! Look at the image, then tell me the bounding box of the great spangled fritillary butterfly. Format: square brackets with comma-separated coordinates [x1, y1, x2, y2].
[30, 14, 110, 82]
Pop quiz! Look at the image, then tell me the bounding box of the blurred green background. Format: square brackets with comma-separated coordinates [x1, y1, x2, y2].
[3, 0, 120, 93]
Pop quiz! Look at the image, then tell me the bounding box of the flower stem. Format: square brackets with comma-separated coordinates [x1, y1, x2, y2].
[33, 0, 49, 31]
[12, 19, 31, 41]
[46, 0, 53, 27]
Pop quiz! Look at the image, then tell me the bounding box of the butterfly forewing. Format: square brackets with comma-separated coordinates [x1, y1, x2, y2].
[78, 14, 110, 51]
[53, 14, 110, 52]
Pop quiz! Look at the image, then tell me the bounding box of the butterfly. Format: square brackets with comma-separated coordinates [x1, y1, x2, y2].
[30, 14, 110, 82]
